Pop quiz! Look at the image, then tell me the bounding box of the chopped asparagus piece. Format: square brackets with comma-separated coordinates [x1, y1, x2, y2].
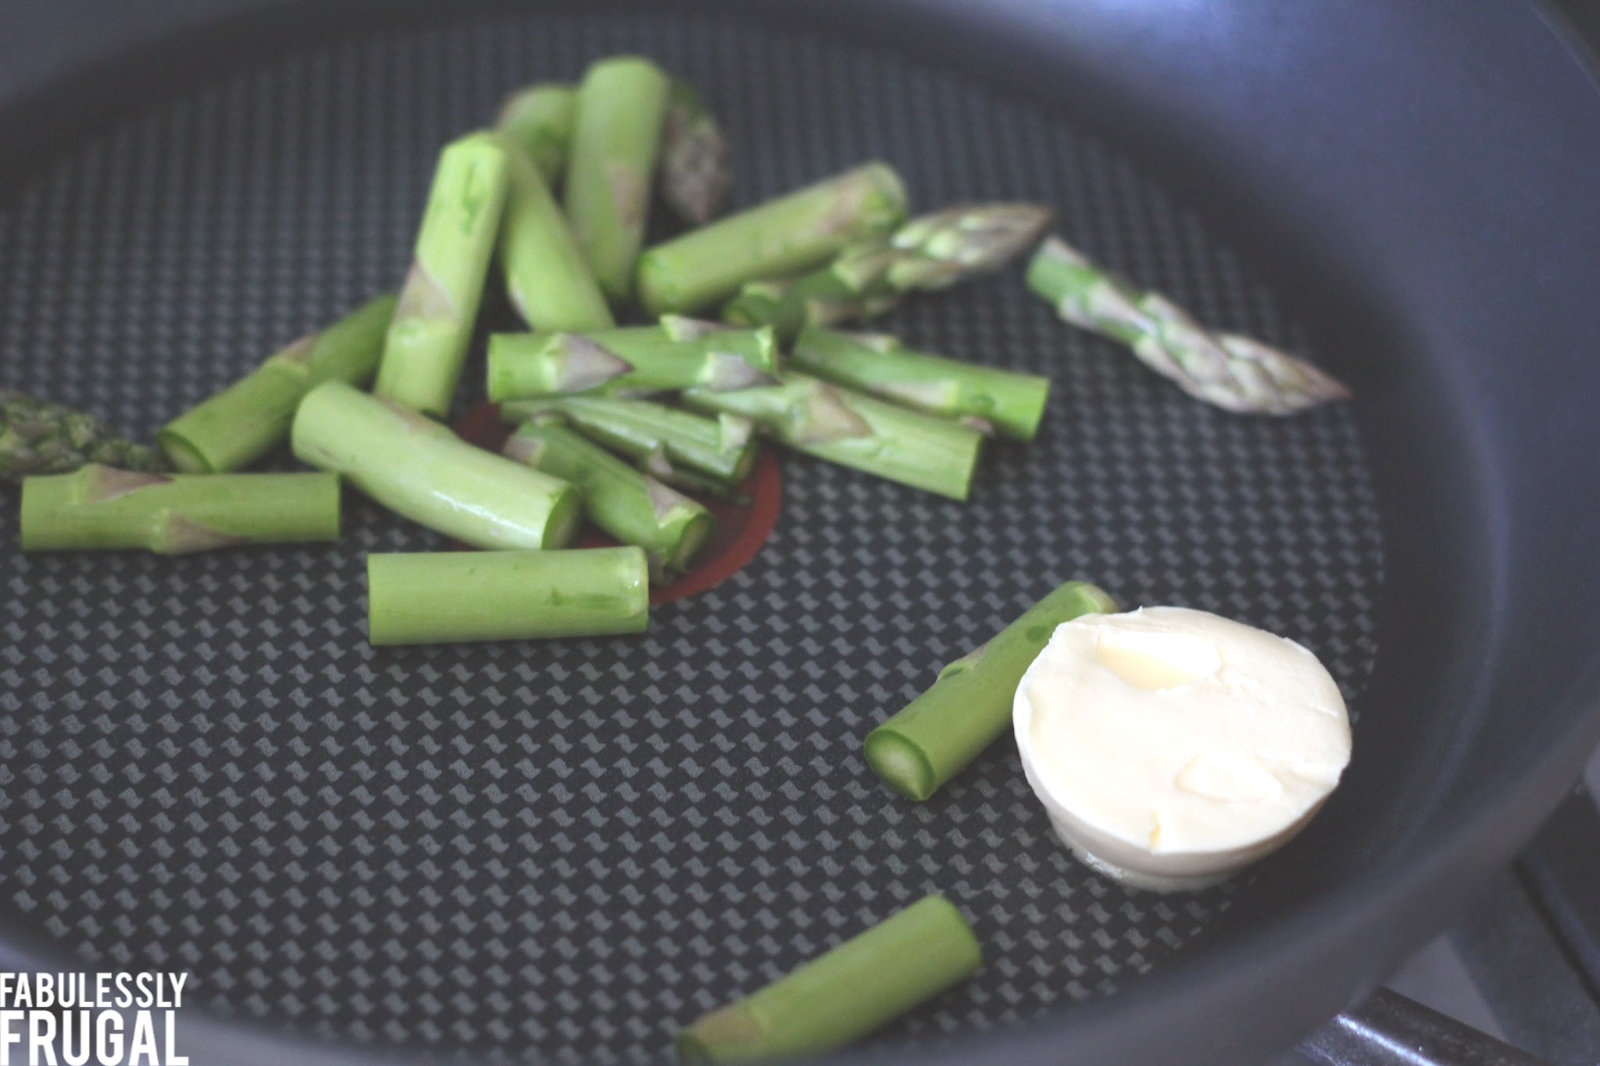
[1, 391, 168, 482]
[494, 130, 615, 333]
[368, 547, 648, 645]
[373, 131, 510, 418]
[790, 327, 1051, 441]
[635, 162, 909, 316]
[157, 294, 396, 473]
[487, 319, 778, 401]
[563, 56, 672, 302]
[504, 418, 714, 580]
[677, 895, 981, 1063]
[498, 395, 757, 486]
[292, 380, 578, 550]
[1026, 236, 1349, 414]
[865, 581, 1118, 800]
[20, 465, 339, 554]
[496, 82, 576, 186]
[659, 80, 731, 225]
[683, 371, 983, 501]
[724, 202, 1053, 339]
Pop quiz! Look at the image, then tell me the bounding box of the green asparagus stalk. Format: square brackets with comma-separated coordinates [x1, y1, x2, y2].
[498, 395, 757, 487]
[677, 895, 981, 1063]
[291, 380, 578, 550]
[1026, 236, 1349, 415]
[635, 162, 909, 316]
[486, 318, 779, 401]
[373, 130, 510, 418]
[563, 56, 671, 302]
[790, 327, 1051, 441]
[630, 454, 752, 504]
[723, 202, 1053, 339]
[368, 547, 648, 645]
[19, 465, 339, 554]
[156, 294, 396, 473]
[864, 581, 1118, 801]
[1, 391, 169, 482]
[497, 82, 576, 186]
[494, 130, 615, 333]
[504, 418, 714, 580]
[659, 80, 731, 226]
[682, 372, 983, 501]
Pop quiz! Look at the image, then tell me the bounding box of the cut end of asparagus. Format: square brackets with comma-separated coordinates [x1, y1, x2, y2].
[155, 429, 212, 474]
[822, 161, 909, 237]
[496, 82, 577, 185]
[676, 1002, 765, 1064]
[540, 483, 583, 549]
[862, 729, 938, 802]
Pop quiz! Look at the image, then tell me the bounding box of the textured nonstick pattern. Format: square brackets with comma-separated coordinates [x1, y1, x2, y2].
[0, 11, 1383, 1063]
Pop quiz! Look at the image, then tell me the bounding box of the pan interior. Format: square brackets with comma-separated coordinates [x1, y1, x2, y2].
[0, 9, 1383, 1061]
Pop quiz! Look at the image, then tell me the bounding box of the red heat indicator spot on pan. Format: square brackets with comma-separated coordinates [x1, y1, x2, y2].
[454, 400, 780, 604]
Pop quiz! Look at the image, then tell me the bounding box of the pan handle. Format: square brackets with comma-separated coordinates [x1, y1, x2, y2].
[1298, 987, 1550, 1066]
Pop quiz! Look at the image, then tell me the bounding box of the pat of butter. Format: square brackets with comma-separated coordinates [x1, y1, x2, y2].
[1012, 606, 1351, 891]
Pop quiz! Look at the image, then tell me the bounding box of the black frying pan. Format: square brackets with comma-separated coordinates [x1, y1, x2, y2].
[2, 2, 1598, 1064]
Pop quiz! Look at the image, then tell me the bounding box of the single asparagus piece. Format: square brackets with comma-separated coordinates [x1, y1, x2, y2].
[659, 80, 731, 225]
[504, 418, 714, 580]
[723, 202, 1054, 339]
[494, 130, 615, 333]
[368, 547, 648, 645]
[498, 395, 757, 486]
[635, 162, 909, 316]
[292, 380, 578, 550]
[683, 372, 983, 501]
[631, 453, 752, 504]
[156, 294, 396, 473]
[373, 130, 510, 418]
[487, 317, 779, 401]
[19, 465, 339, 554]
[790, 327, 1051, 441]
[1026, 236, 1349, 415]
[563, 56, 671, 302]
[677, 895, 981, 1063]
[496, 82, 576, 186]
[1, 391, 169, 482]
[864, 581, 1118, 801]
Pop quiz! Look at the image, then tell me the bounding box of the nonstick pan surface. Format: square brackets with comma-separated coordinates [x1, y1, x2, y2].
[1, 2, 1599, 1065]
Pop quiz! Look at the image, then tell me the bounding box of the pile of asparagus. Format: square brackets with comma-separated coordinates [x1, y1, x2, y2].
[3, 54, 1359, 1062]
[13, 55, 1071, 647]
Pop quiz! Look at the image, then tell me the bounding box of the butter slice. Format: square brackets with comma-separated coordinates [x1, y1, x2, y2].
[1012, 606, 1351, 891]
